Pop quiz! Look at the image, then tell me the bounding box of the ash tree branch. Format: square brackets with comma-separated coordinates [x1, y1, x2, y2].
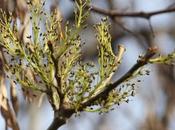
[47, 41, 63, 99]
[47, 108, 75, 130]
[80, 47, 157, 109]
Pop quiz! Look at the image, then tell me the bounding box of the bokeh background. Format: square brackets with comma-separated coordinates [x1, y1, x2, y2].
[0, 0, 175, 130]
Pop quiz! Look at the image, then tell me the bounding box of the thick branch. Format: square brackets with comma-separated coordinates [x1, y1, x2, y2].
[80, 47, 157, 108]
[47, 118, 65, 130]
[47, 113, 66, 130]
[47, 108, 74, 130]
[90, 5, 175, 19]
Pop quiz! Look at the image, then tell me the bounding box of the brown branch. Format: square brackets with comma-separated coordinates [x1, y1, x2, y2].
[47, 108, 75, 130]
[80, 47, 157, 108]
[72, 1, 175, 35]
[90, 5, 175, 19]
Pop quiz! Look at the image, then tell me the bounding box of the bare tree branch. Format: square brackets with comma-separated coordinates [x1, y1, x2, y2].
[90, 5, 175, 19]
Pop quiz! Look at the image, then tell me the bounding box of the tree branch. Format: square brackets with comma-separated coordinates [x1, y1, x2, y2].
[90, 5, 175, 19]
[80, 47, 157, 108]
[47, 41, 63, 99]
[47, 108, 74, 130]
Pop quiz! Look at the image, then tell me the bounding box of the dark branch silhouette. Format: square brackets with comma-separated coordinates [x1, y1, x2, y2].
[90, 5, 175, 19]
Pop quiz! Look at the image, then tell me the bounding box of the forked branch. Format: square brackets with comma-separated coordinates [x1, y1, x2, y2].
[80, 47, 157, 108]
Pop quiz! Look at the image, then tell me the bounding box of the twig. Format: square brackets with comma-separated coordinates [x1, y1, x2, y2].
[47, 41, 63, 99]
[105, 0, 137, 35]
[72, 1, 175, 36]
[90, 5, 175, 19]
[113, 18, 137, 35]
[148, 20, 155, 38]
[80, 47, 157, 108]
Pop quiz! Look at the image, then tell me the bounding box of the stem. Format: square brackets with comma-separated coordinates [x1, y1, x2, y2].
[80, 47, 157, 108]
[89, 5, 175, 19]
[47, 116, 65, 130]
[47, 108, 74, 130]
